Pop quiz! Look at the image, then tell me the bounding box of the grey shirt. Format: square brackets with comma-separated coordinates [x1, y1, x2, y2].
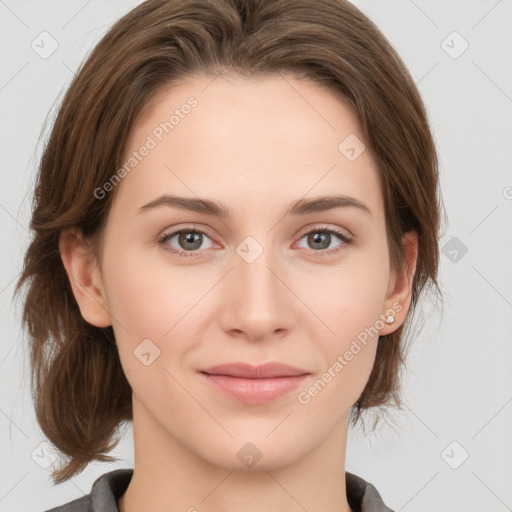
[43, 468, 395, 512]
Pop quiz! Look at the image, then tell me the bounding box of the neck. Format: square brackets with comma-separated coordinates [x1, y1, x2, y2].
[118, 397, 353, 512]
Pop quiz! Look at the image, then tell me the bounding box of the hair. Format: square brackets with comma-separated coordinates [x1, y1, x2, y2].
[14, 0, 443, 485]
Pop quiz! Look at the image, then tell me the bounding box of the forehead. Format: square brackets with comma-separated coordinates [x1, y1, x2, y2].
[112, 73, 382, 220]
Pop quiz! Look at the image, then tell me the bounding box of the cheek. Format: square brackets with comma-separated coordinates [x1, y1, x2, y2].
[102, 244, 193, 329]
[100, 248, 176, 363]
[103, 259, 161, 332]
[301, 247, 390, 394]
[101, 248, 212, 370]
[302, 247, 390, 341]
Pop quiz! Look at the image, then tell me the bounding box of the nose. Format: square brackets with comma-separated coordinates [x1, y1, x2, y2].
[218, 243, 296, 342]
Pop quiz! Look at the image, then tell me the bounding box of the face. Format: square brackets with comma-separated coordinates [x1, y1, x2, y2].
[63, 73, 415, 472]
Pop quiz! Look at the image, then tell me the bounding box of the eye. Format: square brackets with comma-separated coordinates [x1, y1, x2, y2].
[157, 228, 214, 258]
[157, 224, 353, 259]
[296, 225, 353, 255]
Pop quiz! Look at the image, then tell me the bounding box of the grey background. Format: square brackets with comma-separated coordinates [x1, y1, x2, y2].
[1, 1, 511, 511]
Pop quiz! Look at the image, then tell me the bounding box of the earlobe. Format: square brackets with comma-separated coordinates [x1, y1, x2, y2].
[379, 230, 419, 336]
[59, 228, 112, 328]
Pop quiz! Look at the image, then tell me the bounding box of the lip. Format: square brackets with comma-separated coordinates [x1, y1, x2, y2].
[201, 362, 309, 378]
[198, 362, 310, 404]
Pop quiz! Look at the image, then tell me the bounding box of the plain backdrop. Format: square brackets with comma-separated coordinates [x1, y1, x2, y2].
[0, 1, 511, 511]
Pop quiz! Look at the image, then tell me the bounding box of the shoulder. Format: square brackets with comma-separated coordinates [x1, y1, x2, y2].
[346, 471, 396, 512]
[42, 468, 134, 512]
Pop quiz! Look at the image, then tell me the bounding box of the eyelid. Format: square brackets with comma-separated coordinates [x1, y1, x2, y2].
[158, 223, 215, 240]
[295, 223, 353, 241]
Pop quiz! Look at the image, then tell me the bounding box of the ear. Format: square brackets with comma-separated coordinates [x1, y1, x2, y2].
[59, 227, 112, 328]
[378, 230, 418, 336]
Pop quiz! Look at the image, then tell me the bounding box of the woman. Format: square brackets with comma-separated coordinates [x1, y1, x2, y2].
[15, 0, 442, 510]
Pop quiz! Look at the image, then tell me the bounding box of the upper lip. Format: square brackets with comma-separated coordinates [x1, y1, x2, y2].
[200, 362, 310, 379]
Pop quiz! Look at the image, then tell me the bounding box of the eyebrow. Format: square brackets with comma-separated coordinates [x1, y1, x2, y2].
[138, 194, 372, 217]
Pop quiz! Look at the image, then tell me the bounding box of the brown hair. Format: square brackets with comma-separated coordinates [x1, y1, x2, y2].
[14, 0, 443, 484]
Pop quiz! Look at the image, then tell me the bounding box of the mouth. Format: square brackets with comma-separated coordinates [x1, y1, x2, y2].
[200, 362, 310, 379]
[198, 362, 310, 404]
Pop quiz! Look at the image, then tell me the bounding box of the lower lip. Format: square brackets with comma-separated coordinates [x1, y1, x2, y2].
[200, 373, 309, 404]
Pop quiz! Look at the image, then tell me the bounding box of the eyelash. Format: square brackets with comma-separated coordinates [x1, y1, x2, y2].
[156, 225, 353, 259]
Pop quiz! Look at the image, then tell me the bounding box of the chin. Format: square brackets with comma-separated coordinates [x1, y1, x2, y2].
[193, 433, 308, 473]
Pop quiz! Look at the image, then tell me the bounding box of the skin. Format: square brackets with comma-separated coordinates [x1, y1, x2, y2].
[59, 73, 418, 512]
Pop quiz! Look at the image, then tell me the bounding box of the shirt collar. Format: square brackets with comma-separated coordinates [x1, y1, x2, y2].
[82, 468, 395, 512]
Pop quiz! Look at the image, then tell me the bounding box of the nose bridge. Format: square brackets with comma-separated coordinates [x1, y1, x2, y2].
[223, 234, 293, 338]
